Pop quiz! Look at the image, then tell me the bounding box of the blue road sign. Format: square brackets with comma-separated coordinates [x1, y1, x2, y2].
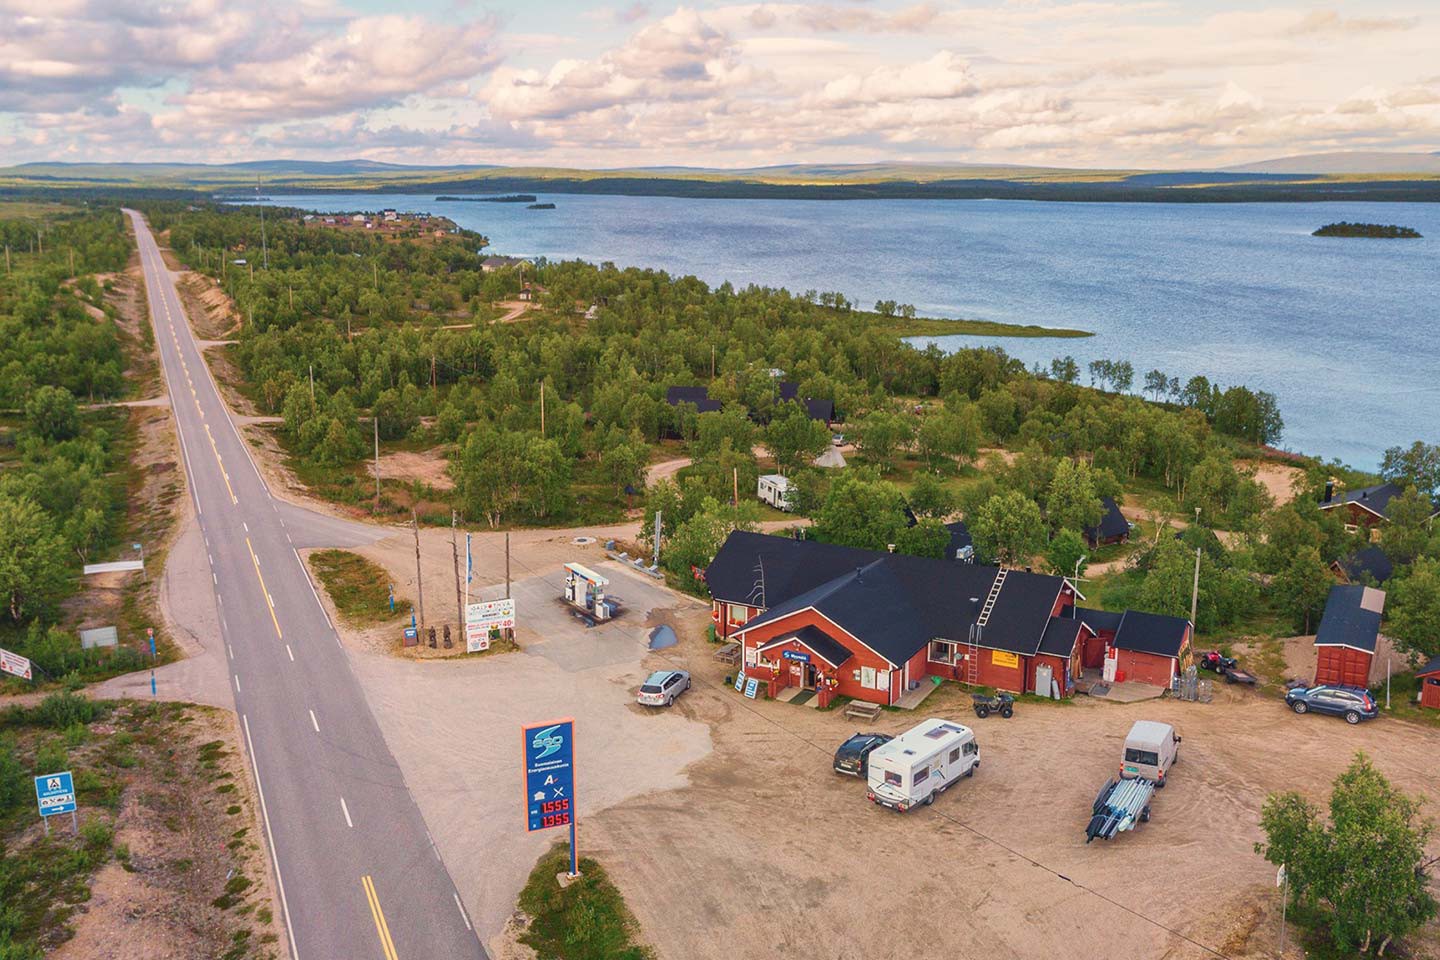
[34, 771, 76, 817]
[523, 719, 575, 833]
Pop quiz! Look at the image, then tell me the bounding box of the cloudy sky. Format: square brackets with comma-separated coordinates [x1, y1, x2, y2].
[2, 0, 1437, 169]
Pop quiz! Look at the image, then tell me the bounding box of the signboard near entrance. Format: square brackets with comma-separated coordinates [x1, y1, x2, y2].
[744, 677, 760, 699]
[523, 719, 575, 833]
[35, 771, 76, 816]
[0, 647, 33, 681]
[992, 650, 1020, 669]
[781, 650, 810, 662]
[466, 598, 516, 653]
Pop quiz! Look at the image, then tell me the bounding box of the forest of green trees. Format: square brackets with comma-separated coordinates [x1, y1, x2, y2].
[128, 202, 1440, 657]
[0, 205, 149, 681]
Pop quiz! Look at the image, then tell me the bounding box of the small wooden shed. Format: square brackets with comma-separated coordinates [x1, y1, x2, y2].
[1313, 584, 1384, 687]
[1416, 654, 1440, 711]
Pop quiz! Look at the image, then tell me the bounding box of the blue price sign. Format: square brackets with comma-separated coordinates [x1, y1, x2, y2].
[523, 719, 575, 833]
[35, 771, 76, 817]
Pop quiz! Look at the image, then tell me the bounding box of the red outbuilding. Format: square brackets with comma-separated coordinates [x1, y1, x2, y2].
[1414, 654, 1440, 711]
[1313, 584, 1385, 688]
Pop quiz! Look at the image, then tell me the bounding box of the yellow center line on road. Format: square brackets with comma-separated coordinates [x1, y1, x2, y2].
[245, 536, 283, 641]
[361, 875, 400, 960]
[202, 422, 238, 504]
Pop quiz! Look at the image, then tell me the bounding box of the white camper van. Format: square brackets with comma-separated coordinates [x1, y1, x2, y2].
[866, 718, 979, 812]
[1120, 720, 1181, 787]
[757, 474, 794, 512]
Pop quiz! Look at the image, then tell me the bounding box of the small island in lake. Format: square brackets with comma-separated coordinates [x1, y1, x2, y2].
[435, 194, 537, 203]
[1313, 222, 1422, 239]
[527, 202, 556, 210]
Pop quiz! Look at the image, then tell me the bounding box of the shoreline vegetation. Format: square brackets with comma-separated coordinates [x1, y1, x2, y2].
[435, 194, 538, 203]
[5, 160, 1440, 203]
[883, 314, 1091, 339]
[1313, 221, 1422, 238]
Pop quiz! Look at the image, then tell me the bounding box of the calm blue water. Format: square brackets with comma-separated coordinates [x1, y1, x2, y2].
[251, 193, 1440, 469]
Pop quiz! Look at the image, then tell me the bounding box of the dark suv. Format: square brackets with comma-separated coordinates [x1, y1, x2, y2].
[833, 733, 892, 777]
[1285, 684, 1378, 724]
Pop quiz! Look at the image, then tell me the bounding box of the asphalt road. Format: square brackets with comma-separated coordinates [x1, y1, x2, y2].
[125, 211, 486, 960]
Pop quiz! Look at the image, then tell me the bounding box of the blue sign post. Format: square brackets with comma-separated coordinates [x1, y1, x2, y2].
[523, 718, 578, 877]
[34, 771, 77, 835]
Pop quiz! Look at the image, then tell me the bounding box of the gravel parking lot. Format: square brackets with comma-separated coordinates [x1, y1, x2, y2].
[582, 618, 1440, 960]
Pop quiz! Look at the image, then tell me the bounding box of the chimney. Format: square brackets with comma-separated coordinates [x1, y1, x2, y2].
[1323, 478, 1335, 504]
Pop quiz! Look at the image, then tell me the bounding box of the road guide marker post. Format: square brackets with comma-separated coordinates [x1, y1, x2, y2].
[523, 719, 578, 878]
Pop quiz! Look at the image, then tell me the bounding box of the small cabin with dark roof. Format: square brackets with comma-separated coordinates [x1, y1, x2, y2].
[664, 386, 723, 414]
[1313, 584, 1384, 687]
[1084, 496, 1130, 548]
[1330, 545, 1393, 586]
[1318, 480, 1438, 532]
[1417, 655, 1440, 711]
[1109, 610, 1194, 687]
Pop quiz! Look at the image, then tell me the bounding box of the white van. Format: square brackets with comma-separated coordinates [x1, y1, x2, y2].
[866, 718, 979, 812]
[1120, 720, 1181, 787]
[757, 474, 794, 512]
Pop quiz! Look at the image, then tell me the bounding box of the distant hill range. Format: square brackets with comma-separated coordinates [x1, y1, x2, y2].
[3, 155, 1439, 202]
[1224, 151, 1440, 175]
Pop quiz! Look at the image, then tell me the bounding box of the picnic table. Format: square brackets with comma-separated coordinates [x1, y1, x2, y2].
[844, 700, 883, 721]
[713, 641, 741, 666]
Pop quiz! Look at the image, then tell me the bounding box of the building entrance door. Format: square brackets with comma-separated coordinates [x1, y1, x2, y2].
[803, 662, 818, 689]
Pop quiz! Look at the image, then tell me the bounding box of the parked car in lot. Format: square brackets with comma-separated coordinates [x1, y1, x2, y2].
[866, 718, 978, 812]
[637, 669, 691, 706]
[833, 732, 892, 777]
[1285, 684, 1378, 724]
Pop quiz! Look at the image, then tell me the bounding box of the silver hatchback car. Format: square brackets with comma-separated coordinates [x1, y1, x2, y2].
[638, 669, 691, 706]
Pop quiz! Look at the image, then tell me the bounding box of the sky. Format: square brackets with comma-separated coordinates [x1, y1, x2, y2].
[2, 0, 1438, 169]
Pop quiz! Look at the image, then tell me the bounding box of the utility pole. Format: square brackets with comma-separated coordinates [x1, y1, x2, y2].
[653, 510, 662, 568]
[451, 511, 464, 633]
[257, 179, 268, 270]
[1190, 506, 1202, 627]
[539, 381, 546, 437]
[732, 467, 739, 508]
[373, 261, 379, 289]
[431, 355, 437, 392]
[505, 531, 511, 600]
[411, 509, 425, 630]
[373, 416, 381, 512]
[710, 344, 715, 380]
[4, 245, 9, 274]
[309, 364, 315, 401]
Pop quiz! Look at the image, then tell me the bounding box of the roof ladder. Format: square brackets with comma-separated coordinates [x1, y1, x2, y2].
[977, 567, 1008, 627]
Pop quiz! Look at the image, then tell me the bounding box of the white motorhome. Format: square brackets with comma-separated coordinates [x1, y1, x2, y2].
[866, 718, 979, 812]
[757, 474, 794, 512]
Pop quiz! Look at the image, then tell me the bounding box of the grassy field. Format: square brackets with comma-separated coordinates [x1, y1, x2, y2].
[517, 844, 651, 960]
[308, 550, 411, 626]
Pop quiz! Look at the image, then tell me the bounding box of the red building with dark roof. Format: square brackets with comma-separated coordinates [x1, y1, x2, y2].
[707, 532, 1087, 702]
[1313, 584, 1385, 687]
[1417, 655, 1440, 711]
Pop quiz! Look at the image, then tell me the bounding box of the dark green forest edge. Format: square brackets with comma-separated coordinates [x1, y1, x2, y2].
[1313, 222, 1422, 238]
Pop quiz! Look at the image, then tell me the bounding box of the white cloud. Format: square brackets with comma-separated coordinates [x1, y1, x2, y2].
[1, 0, 1438, 168]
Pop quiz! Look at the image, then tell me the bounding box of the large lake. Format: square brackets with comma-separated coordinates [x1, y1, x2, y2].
[251, 193, 1440, 469]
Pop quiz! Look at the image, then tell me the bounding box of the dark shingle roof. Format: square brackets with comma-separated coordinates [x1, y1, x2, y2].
[1074, 607, 1124, 634]
[1335, 546, 1394, 585]
[945, 521, 972, 560]
[1417, 654, 1440, 678]
[1113, 610, 1191, 658]
[1314, 584, 1384, 654]
[717, 532, 1067, 666]
[1320, 482, 1437, 519]
[705, 531, 879, 606]
[777, 381, 800, 402]
[665, 385, 722, 413]
[757, 625, 852, 668]
[1038, 617, 1083, 656]
[1084, 496, 1129, 543]
[804, 398, 835, 422]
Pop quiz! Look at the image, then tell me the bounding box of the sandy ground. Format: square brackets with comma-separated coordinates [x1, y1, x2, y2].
[1264, 632, 1411, 689]
[645, 456, 692, 486]
[367, 447, 455, 491]
[495, 300, 534, 323]
[584, 623, 1440, 960]
[1241, 460, 1304, 507]
[50, 707, 282, 960]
